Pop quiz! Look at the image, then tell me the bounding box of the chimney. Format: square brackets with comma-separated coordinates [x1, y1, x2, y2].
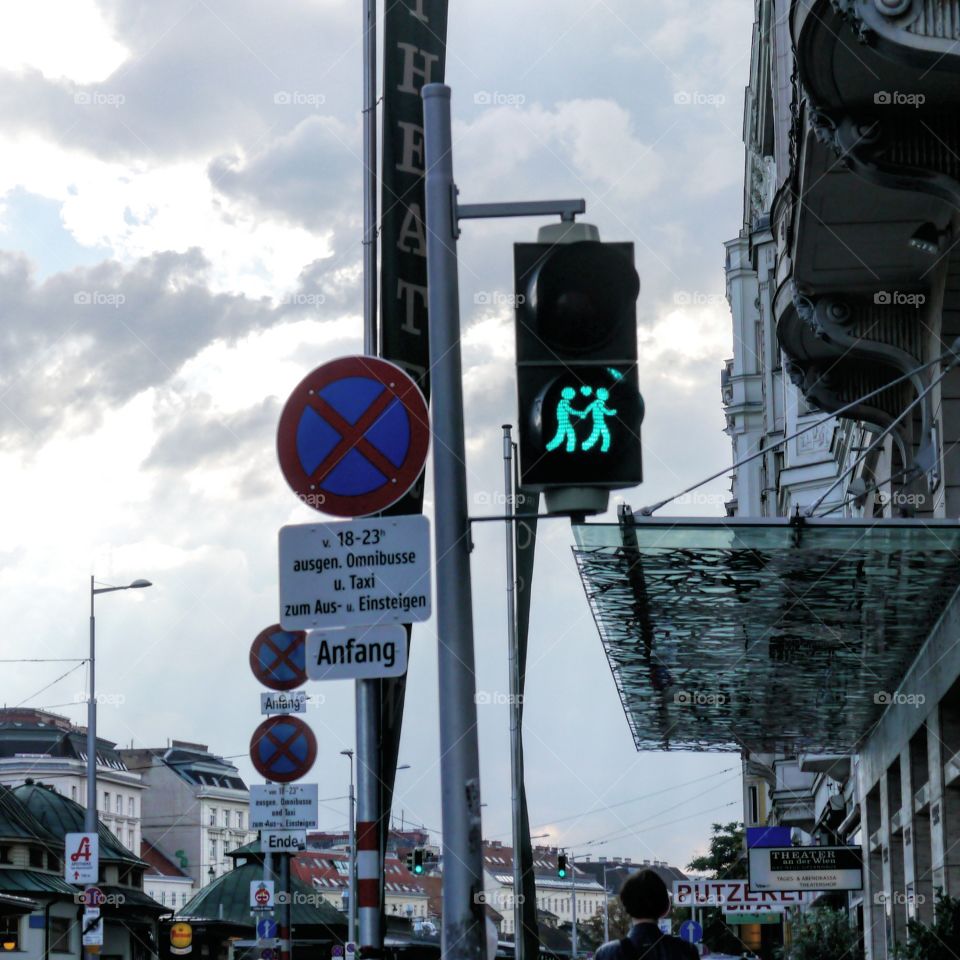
[643, 859, 650, 865]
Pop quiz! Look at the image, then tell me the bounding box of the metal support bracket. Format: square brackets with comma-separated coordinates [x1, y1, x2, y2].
[456, 198, 586, 223]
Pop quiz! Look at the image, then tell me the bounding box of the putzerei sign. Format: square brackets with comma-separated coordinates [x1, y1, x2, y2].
[672, 880, 804, 913]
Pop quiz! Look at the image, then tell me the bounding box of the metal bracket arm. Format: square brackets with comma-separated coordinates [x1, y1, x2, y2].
[456, 199, 586, 222]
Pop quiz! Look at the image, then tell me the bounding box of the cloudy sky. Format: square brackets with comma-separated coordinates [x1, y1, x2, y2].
[1, 0, 753, 871]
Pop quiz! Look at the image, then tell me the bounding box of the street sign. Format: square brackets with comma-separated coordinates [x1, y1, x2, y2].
[332, 947, 344, 958]
[65, 832, 99, 884]
[82, 908, 103, 947]
[260, 691, 308, 715]
[256, 917, 278, 940]
[250, 625, 307, 691]
[679, 920, 702, 944]
[748, 845, 864, 892]
[306, 625, 408, 681]
[278, 516, 431, 629]
[80, 886, 106, 908]
[276, 356, 430, 518]
[250, 716, 317, 783]
[725, 912, 782, 925]
[344, 942, 357, 956]
[250, 783, 319, 830]
[672, 880, 802, 912]
[262, 829, 307, 852]
[251, 880, 275, 911]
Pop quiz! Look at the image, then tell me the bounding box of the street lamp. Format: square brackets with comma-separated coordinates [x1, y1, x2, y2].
[86, 577, 152, 832]
[599, 856, 609, 944]
[340, 749, 356, 947]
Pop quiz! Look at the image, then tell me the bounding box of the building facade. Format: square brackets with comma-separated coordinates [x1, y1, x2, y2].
[725, 2, 960, 957]
[0, 708, 144, 853]
[119, 741, 255, 889]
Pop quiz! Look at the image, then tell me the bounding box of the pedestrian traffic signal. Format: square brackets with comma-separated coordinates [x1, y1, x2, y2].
[557, 854, 568, 878]
[514, 239, 643, 506]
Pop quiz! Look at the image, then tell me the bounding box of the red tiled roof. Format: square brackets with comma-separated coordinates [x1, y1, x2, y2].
[140, 840, 190, 878]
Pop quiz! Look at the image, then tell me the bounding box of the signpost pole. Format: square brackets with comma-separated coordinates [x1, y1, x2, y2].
[356, 686, 381, 958]
[422, 82, 486, 960]
[279, 851, 291, 960]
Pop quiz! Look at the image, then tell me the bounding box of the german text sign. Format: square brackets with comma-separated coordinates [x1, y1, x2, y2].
[278, 516, 431, 629]
[672, 880, 802, 913]
[65, 832, 99, 885]
[306, 625, 407, 681]
[748, 846, 863, 892]
[250, 783, 319, 830]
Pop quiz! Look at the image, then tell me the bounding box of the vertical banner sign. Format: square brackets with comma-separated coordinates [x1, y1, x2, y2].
[378, 0, 450, 945]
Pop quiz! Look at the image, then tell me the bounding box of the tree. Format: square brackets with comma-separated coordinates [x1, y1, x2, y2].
[781, 906, 862, 960]
[894, 890, 960, 959]
[687, 821, 746, 879]
[580, 897, 632, 946]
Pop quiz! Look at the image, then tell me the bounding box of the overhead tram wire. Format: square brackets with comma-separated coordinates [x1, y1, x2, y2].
[13, 662, 86, 709]
[578, 800, 741, 850]
[638, 343, 960, 516]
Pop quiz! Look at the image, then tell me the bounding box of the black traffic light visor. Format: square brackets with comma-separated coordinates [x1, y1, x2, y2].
[528, 242, 640, 355]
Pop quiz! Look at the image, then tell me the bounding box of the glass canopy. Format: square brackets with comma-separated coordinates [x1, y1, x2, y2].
[572, 516, 960, 753]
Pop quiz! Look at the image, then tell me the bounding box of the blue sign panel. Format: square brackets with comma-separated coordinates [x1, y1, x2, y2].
[679, 920, 703, 944]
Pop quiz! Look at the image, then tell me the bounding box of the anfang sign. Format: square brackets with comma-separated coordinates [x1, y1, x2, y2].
[748, 846, 864, 892]
[306, 625, 407, 681]
[672, 880, 803, 913]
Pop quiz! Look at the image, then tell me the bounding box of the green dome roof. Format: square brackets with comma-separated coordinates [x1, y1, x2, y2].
[12, 782, 145, 865]
[177, 860, 346, 928]
[0, 785, 59, 845]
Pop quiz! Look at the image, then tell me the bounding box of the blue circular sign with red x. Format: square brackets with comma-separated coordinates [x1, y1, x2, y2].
[249, 625, 307, 691]
[276, 356, 429, 518]
[250, 715, 317, 783]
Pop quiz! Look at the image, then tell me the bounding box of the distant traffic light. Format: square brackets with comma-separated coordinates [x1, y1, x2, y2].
[557, 854, 568, 878]
[406, 849, 425, 874]
[515, 238, 643, 511]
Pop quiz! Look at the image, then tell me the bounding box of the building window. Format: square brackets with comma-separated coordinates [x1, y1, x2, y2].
[116, 794, 122, 814]
[50, 916, 74, 954]
[209, 807, 217, 826]
[103, 791, 110, 811]
[0, 916, 20, 951]
[71, 785, 78, 801]
[210, 840, 217, 863]
[237, 812, 244, 830]
[160, 890, 166, 905]
[749, 785, 760, 825]
[128, 829, 135, 850]
[129, 797, 135, 817]
[29, 848, 43, 869]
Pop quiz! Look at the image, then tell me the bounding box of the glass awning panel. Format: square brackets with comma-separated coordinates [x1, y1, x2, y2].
[572, 517, 960, 753]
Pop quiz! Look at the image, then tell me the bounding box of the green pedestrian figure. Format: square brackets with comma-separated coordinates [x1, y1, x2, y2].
[546, 386, 586, 452]
[581, 387, 617, 452]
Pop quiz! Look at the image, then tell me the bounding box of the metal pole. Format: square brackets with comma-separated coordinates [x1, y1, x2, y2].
[86, 576, 97, 833]
[571, 853, 577, 960]
[422, 82, 486, 960]
[602, 860, 609, 943]
[279, 852, 290, 960]
[503, 426, 524, 960]
[362, 0, 377, 353]
[348, 763, 357, 946]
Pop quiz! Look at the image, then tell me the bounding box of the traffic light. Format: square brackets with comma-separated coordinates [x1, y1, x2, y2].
[557, 854, 568, 878]
[515, 239, 643, 510]
[406, 849, 425, 874]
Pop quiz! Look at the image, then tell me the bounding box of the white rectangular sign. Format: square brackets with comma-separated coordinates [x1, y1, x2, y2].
[250, 783, 319, 830]
[672, 880, 803, 913]
[65, 832, 99, 885]
[262, 828, 307, 853]
[81, 908, 103, 947]
[306, 625, 408, 681]
[748, 846, 863, 892]
[260, 690, 308, 715]
[278, 516, 431, 629]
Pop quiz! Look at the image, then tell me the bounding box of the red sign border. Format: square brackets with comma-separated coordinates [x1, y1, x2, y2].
[276, 356, 429, 518]
[249, 715, 317, 784]
[249, 624, 307, 692]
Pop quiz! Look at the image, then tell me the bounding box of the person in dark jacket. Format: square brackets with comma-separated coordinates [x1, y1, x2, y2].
[594, 869, 698, 960]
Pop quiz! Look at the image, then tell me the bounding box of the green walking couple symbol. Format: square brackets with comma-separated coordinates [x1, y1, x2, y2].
[546, 385, 617, 454]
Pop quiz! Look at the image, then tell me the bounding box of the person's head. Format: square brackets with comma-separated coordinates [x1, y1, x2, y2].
[619, 869, 670, 921]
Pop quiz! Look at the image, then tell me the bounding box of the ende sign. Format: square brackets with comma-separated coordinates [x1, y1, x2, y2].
[749, 846, 864, 892]
[307, 625, 408, 681]
[672, 880, 803, 913]
[278, 516, 431, 630]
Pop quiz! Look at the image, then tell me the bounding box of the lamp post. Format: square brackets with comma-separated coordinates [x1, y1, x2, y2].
[86, 577, 152, 831]
[599, 856, 609, 943]
[340, 749, 356, 947]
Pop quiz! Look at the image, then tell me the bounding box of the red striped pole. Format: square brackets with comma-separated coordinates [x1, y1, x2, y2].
[356, 818, 381, 957]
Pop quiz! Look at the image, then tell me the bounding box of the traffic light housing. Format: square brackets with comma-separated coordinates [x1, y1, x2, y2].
[515, 240, 643, 506]
[406, 849, 425, 874]
[557, 854, 568, 878]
